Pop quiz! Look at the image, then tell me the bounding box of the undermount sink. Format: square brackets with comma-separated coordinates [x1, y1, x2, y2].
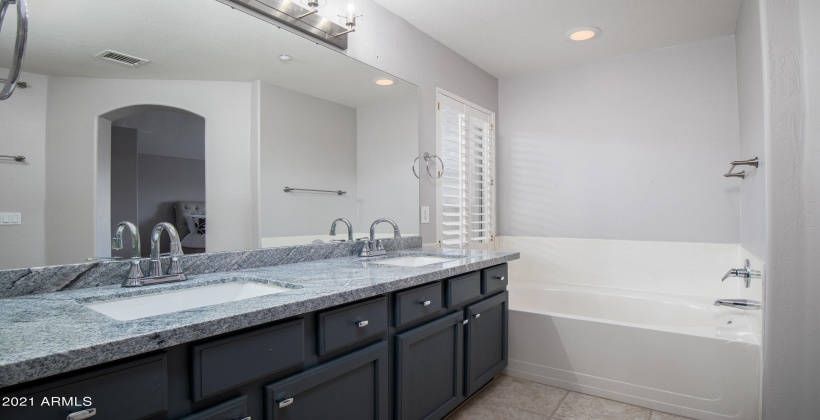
[83, 278, 296, 321]
[370, 256, 459, 267]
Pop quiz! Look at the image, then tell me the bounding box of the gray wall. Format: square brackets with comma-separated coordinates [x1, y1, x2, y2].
[110, 127, 139, 259]
[761, 0, 820, 417]
[114, 110, 206, 160]
[356, 98, 420, 236]
[315, 1, 499, 243]
[259, 82, 358, 238]
[0, 71, 47, 269]
[497, 36, 741, 243]
[137, 154, 205, 254]
[735, 0, 767, 259]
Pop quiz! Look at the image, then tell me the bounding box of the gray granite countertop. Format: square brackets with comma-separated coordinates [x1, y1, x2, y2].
[0, 247, 518, 388]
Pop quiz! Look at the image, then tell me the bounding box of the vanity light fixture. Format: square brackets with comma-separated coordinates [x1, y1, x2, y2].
[337, 4, 361, 37]
[565, 26, 601, 41]
[226, 0, 353, 49]
[374, 77, 394, 86]
[278, 54, 293, 62]
[297, 0, 324, 19]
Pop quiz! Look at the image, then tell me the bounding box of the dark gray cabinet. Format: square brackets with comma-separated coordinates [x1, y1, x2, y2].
[395, 311, 465, 420]
[464, 291, 509, 395]
[0, 353, 167, 420]
[0, 263, 509, 420]
[265, 342, 389, 420]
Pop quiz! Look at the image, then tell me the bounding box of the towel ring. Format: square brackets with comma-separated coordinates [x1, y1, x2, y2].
[0, 0, 29, 101]
[412, 153, 444, 179]
[425, 153, 444, 179]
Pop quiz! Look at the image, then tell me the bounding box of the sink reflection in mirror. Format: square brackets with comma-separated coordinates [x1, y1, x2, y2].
[82, 277, 299, 321]
[0, 0, 419, 271]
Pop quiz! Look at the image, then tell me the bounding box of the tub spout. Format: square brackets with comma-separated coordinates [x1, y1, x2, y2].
[714, 299, 761, 310]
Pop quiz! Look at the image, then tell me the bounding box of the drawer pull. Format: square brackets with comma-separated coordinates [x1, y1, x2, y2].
[474, 313, 481, 318]
[462, 319, 469, 325]
[236, 417, 252, 420]
[495, 276, 506, 281]
[357, 320, 369, 328]
[279, 397, 294, 408]
[67, 408, 97, 420]
[420, 300, 432, 306]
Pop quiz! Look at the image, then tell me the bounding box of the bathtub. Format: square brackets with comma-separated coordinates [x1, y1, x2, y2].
[504, 282, 760, 420]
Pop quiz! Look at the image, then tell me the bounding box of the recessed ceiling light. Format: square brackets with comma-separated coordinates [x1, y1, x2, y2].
[565, 27, 601, 41]
[374, 77, 395, 86]
[278, 54, 293, 62]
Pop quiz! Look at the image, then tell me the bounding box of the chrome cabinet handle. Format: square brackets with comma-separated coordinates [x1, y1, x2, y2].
[420, 300, 431, 306]
[462, 319, 469, 325]
[495, 276, 506, 281]
[474, 313, 481, 318]
[67, 408, 96, 420]
[0, 0, 28, 100]
[357, 320, 369, 328]
[279, 397, 294, 408]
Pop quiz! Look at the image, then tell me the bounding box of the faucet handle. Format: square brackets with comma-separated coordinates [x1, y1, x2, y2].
[375, 239, 384, 252]
[167, 256, 185, 276]
[112, 237, 123, 249]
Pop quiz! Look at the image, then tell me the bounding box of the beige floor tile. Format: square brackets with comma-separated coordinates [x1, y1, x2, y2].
[448, 398, 550, 420]
[552, 392, 652, 420]
[649, 411, 694, 420]
[473, 375, 568, 416]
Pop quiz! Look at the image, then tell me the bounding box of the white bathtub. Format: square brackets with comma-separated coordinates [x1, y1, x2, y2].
[504, 282, 760, 420]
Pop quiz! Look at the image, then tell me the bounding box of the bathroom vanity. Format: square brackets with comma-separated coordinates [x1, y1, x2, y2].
[0, 249, 517, 419]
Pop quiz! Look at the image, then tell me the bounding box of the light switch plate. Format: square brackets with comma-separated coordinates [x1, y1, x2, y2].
[420, 206, 430, 224]
[0, 212, 21, 225]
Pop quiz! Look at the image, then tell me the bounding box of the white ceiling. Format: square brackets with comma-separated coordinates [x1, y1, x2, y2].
[0, 0, 417, 108]
[373, 0, 742, 78]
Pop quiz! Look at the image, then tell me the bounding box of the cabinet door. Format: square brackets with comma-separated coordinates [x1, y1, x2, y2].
[465, 291, 508, 396]
[0, 353, 167, 420]
[264, 342, 388, 420]
[395, 311, 464, 420]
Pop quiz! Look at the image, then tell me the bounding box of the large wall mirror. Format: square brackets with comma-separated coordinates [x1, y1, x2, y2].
[0, 0, 419, 270]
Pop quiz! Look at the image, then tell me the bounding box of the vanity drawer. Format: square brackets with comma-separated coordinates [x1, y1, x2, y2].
[318, 296, 388, 356]
[192, 319, 305, 401]
[394, 282, 443, 327]
[445, 272, 481, 307]
[481, 264, 508, 295]
[181, 395, 248, 420]
[0, 353, 167, 420]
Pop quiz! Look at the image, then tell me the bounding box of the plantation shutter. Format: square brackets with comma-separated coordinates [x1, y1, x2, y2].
[437, 92, 495, 246]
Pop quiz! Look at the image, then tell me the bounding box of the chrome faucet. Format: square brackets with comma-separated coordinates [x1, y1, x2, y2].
[111, 221, 144, 281]
[360, 218, 401, 257]
[721, 259, 761, 288]
[329, 218, 353, 242]
[122, 222, 187, 287]
[714, 299, 762, 310]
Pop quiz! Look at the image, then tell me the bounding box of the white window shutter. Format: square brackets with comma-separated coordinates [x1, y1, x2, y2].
[437, 92, 495, 247]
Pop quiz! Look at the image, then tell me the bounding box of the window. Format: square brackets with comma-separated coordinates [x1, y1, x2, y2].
[436, 90, 496, 247]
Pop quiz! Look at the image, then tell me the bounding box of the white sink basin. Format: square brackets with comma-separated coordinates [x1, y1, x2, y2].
[83, 280, 294, 321]
[370, 256, 458, 267]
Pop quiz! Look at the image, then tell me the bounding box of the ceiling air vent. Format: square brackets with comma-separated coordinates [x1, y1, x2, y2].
[95, 50, 149, 67]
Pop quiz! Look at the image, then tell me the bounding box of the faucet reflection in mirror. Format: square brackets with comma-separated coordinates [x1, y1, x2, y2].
[112, 221, 144, 281]
[119, 222, 187, 287]
[330, 218, 353, 242]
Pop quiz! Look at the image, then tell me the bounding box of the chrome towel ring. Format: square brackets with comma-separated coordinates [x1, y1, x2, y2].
[0, 0, 28, 101]
[412, 152, 444, 179]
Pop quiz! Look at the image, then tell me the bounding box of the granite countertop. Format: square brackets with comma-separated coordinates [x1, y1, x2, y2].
[0, 247, 518, 388]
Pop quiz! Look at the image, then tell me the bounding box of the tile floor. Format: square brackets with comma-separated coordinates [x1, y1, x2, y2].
[447, 375, 693, 420]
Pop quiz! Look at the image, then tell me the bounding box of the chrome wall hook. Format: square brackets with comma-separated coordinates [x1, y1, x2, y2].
[724, 157, 758, 179]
